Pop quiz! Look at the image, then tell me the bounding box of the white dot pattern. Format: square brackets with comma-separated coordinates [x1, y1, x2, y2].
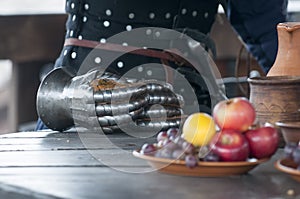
[146, 29, 152, 35]
[95, 57, 101, 64]
[126, 25, 132, 31]
[100, 38, 106, 43]
[204, 12, 209, 18]
[65, 2, 217, 73]
[128, 13, 135, 19]
[165, 13, 171, 19]
[83, 16, 88, 22]
[155, 31, 160, 37]
[117, 61, 124, 68]
[103, 21, 110, 27]
[63, 49, 68, 56]
[84, 4, 89, 10]
[71, 52, 77, 59]
[192, 11, 198, 17]
[149, 13, 155, 19]
[106, 9, 112, 16]
[137, 66, 143, 72]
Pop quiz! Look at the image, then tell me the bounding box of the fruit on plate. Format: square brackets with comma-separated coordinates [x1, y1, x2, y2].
[166, 128, 180, 139]
[283, 142, 300, 170]
[293, 147, 300, 165]
[244, 126, 279, 159]
[212, 97, 255, 132]
[182, 112, 216, 146]
[156, 131, 168, 142]
[185, 154, 198, 168]
[283, 142, 298, 159]
[140, 143, 157, 155]
[203, 152, 220, 162]
[136, 100, 279, 169]
[210, 129, 250, 161]
[154, 130, 198, 168]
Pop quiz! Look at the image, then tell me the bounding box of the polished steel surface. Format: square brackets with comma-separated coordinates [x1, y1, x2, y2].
[36, 68, 75, 131]
[36, 68, 184, 133]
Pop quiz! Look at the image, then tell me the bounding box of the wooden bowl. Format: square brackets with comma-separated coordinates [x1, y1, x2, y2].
[133, 150, 269, 177]
[275, 158, 300, 183]
[276, 121, 300, 144]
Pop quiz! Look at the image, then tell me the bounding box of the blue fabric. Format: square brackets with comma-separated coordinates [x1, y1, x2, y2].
[227, 0, 288, 73]
[35, 118, 48, 131]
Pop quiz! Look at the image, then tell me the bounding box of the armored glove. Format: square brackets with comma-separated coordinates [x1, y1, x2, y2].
[37, 68, 184, 134]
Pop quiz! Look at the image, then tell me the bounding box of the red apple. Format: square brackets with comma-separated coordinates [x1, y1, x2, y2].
[244, 126, 279, 159]
[210, 129, 250, 161]
[213, 97, 256, 132]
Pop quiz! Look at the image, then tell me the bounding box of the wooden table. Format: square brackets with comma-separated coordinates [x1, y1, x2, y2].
[0, 130, 298, 199]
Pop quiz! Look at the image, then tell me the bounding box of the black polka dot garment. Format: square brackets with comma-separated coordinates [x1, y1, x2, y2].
[55, 0, 219, 75]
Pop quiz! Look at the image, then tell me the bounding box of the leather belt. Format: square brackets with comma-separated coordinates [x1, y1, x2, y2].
[64, 38, 196, 83]
[64, 38, 190, 67]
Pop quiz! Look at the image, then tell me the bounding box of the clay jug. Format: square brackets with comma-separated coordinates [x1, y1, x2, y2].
[248, 76, 300, 147]
[267, 22, 300, 76]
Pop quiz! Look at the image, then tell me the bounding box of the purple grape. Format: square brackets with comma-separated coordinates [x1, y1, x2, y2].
[182, 141, 195, 154]
[162, 139, 179, 151]
[172, 149, 186, 160]
[198, 146, 209, 159]
[284, 142, 297, 159]
[155, 148, 173, 159]
[157, 140, 164, 148]
[203, 152, 220, 162]
[157, 131, 168, 142]
[140, 143, 156, 155]
[185, 154, 198, 168]
[292, 148, 300, 164]
[167, 128, 179, 138]
[173, 136, 185, 146]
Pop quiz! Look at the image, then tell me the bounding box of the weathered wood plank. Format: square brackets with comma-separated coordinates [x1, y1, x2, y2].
[0, 164, 298, 199]
[0, 130, 298, 199]
[0, 183, 60, 199]
[0, 130, 156, 152]
[0, 149, 151, 167]
[0, 131, 74, 138]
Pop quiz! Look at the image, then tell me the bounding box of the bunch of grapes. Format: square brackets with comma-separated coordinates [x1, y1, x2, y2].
[139, 128, 220, 168]
[283, 141, 300, 170]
